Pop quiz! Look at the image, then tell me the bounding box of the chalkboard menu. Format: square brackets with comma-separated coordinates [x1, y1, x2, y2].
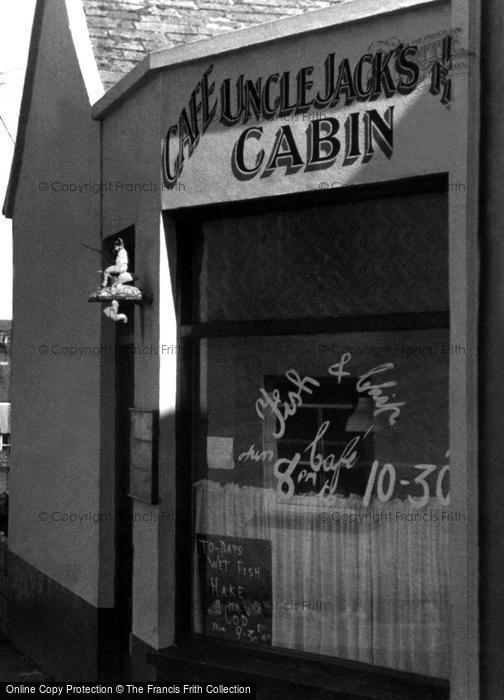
[196, 534, 272, 645]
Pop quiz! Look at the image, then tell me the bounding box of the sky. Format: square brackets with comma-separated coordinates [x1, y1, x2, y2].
[0, 1, 37, 320]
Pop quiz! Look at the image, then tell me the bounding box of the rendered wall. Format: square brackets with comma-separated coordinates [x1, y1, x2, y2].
[100, 74, 172, 651]
[99, 0, 455, 648]
[97, 2, 480, 696]
[159, 2, 453, 209]
[9, 0, 111, 609]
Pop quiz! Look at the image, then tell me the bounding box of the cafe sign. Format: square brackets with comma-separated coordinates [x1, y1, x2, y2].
[162, 36, 453, 188]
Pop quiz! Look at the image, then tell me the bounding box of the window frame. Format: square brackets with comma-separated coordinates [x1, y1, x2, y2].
[173, 173, 451, 691]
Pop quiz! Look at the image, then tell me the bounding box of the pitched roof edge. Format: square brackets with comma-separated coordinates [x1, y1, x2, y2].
[2, 0, 46, 219]
[66, 0, 104, 105]
[91, 0, 446, 121]
[2, 0, 104, 219]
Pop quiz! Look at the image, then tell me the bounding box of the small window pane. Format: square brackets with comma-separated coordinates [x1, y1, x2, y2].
[196, 192, 447, 322]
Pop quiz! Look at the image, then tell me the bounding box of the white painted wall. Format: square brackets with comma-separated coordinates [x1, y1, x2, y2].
[97, 6, 479, 697]
[159, 2, 452, 209]
[8, 0, 112, 607]
[100, 73, 170, 646]
[97, 0, 457, 650]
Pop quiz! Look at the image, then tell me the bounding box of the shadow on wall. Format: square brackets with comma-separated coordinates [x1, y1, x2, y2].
[0, 493, 7, 536]
[0, 530, 7, 634]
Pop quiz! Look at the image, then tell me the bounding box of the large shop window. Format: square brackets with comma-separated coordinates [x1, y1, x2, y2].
[179, 180, 450, 680]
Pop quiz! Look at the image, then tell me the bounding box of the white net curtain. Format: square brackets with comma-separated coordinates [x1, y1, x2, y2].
[194, 480, 449, 678]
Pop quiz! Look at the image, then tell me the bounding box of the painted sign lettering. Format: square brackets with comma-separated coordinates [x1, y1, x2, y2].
[196, 534, 272, 645]
[162, 35, 453, 187]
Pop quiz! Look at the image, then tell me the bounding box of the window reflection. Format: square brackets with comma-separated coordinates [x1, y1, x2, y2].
[188, 188, 450, 678]
[193, 331, 449, 677]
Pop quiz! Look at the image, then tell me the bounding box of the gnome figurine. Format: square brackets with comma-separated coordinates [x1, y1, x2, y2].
[101, 237, 132, 289]
[88, 237, 144, 323]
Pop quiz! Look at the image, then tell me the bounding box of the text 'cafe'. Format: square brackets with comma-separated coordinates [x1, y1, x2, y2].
[162, 39, 451, 186]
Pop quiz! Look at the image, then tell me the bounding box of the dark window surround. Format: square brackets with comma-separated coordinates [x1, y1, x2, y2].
[0, 433, 10, 453]
[163, 174, 450, 700]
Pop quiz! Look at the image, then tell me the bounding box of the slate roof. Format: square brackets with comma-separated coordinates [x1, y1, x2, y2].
[82, 0, 344, 90]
